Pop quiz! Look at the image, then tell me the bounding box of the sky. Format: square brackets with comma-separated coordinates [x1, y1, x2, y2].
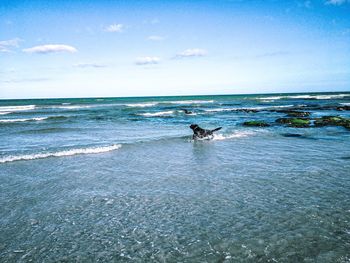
[0, 0, 350, 99]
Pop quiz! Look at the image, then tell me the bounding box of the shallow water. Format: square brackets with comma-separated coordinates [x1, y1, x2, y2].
[1, 92, 350, 262]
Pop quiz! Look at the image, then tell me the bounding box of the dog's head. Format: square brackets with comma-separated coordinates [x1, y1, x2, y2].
[190, 124, 198, 130]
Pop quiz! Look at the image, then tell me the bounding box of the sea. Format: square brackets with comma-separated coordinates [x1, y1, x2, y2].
[1, 92, 350, 262]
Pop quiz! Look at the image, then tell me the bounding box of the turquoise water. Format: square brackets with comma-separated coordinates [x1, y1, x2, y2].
[1, 92, 350, 262]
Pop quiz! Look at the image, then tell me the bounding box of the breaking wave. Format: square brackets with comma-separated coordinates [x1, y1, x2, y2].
[212, 131, 255, 141]
[125, 103, 158, 107]
[0, 105, 36, 113]
[139, 111, 174, 117]
[258, 94, 349, 101]
[203, 105, 294, 113]
[0, 144, 122, 163]
[0, 117, 48, 123]
[0, 115, 70, 123]
[166, 100, 214, 104]
[52, 105, 92, 110]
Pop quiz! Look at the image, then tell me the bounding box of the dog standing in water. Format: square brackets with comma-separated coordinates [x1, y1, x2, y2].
[190, 124, 222, 140]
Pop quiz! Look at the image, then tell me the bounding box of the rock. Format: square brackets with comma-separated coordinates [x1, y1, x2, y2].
[285, 111, 311, 118]
[281, 133, 303, 137]
[314, 116, 350, 130]
[336, 106, 350, 111]
[238, 109, 259, 113]
[30, 219, 39, 226]
[243, 121, 270, 127]
[181, 108, 193, 114]
[276, 118, 310, 128]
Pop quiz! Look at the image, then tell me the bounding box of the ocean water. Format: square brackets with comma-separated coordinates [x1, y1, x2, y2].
[1, 92, 350, 262]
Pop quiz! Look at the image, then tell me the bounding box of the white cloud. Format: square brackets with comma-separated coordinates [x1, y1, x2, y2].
[22, 44, 77, 54]
[0, 38, 22, 52]
[2, 77, 50, 83]
[74, 63, 107, 68]
[135, 56, 160, 65]
[147, 35, 165, 41]
[325, 0, 349, 5]
[175, 48, 208, 58]
[105, 24, 123, 32]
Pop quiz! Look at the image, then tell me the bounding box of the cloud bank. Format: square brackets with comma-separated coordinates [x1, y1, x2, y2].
[175, 48, 208, 58]
[135, 56, 160, 65]
[23, 44, 77, 54]
[74, 63, 106, 68]
[325, 0, 350, 5]
[105, 24, 124, 32]
[0, 38, 22, 52]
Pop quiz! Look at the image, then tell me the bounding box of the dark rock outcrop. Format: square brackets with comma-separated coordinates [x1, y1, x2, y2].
[314, 116, 350, 129]
[243, 121, 270, 127]
[276, 118, 310, 128]
[336, 106, 350, 111]
[285, 111, 311, 118]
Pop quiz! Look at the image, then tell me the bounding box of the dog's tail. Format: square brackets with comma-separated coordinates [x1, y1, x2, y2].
[211, 127, 222, 133]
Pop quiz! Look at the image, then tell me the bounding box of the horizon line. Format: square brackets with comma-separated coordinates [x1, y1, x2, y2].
[0, 90, 349, 101]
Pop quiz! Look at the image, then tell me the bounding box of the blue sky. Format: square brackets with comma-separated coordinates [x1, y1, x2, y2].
[0, 0, 349, 99]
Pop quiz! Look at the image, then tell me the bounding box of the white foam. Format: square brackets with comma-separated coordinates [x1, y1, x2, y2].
[204, 105, 293, 113]
[212, 131, 254, 141]
[139, 110, 174, 117]
[166, 100, 214, 104]
[57, 105, 91, 109]
[204, 108, 234, 112]
[0, 144, 122, 163]
[0, 112, 11, 115]
[125, 103, 158, 107]
[340, 103, 350, 106]
[257, 96, 283, 100]
[270, 104, 294, 108]
[0, 105, 36, 112]
[294, 94, 347, 99]
[0, 117, 48, 123]
[258, 94, 348, 100]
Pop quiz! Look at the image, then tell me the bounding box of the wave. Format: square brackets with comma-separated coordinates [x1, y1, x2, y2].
[139, 111, 174, 117]
[0, 115, 69, 123]
[0, 105, 36, 113]
[0, 112, 11, 115]
[0, 117, 48, 123]
[19, 127, 77, 134]
[257, 96, 283, 101]
[124, 100, 214, 107]
[166, 100, 214, 104]
[293, 94, 348, 100]
[54, 105, 91, 110]
[212, 131, 255, 141]
[125, 103, 158, 107]
[0, 144, 122, 164]
[203, 105, 294, 113]
[340, 103, 350, 106]
[204, 108, 234, 113]
[258, 94, 349, 101]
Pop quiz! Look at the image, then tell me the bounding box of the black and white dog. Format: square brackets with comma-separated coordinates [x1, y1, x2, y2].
[190, 124, 222, 140]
